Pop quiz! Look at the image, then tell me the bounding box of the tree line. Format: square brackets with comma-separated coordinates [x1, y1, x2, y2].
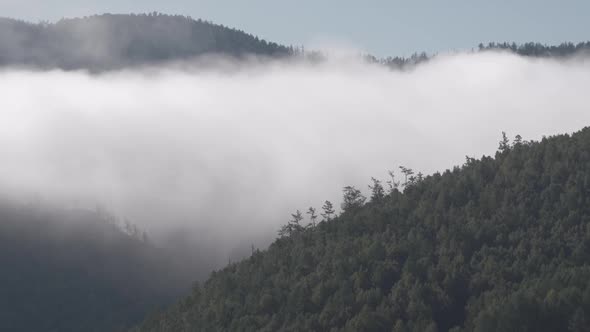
[132, 127, 590, 331]
[1, 13, 589, 71]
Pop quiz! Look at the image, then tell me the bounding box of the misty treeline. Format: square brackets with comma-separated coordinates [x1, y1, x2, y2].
[365, 41, 590, 70]
[94, 204, 150, 242]
[279, 165, 424, 238]
[133, 128, 590, 332]
[0, 200, 198, 332]
[478, 41, 590, 57]
[1, 13, 590, 71]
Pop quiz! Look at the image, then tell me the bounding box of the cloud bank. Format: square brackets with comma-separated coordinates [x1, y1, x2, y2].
[1, 52, 589, 265]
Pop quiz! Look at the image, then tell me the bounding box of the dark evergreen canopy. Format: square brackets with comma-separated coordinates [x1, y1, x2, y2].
[133, 128, 590, 332]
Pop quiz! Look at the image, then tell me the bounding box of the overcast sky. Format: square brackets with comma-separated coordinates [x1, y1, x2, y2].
[1, 0, 589, 57]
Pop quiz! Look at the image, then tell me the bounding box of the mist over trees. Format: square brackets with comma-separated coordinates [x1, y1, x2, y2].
[1, 12, 590, 332]
[133, 128, 590, 332]
[0, 13, 289, 70]
[0, 201, 197, 332]
[368, 41, 590, 70]
[1, 13, 589, 71]
[478, 41, 590, 57]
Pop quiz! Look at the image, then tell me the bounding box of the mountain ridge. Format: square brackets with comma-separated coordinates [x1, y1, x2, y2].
[0, 13, 290, 70]
[1, 13, 590, 71]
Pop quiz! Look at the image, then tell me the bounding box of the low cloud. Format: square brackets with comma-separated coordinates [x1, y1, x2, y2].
[1, 52, 589, 267]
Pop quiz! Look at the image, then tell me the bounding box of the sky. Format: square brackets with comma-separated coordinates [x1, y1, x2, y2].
[1, 0, 589, 56]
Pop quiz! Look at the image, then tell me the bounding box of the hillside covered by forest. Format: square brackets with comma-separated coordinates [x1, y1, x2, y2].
[1, 13, 590, 332]
[133, 128, 590, 332]
[0, 13, 589, 71]
[0, 203, 196, 332]
[0, 13, 289, 70]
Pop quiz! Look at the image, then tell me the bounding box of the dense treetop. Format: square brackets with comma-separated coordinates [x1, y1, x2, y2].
[133, 127, 590, 332]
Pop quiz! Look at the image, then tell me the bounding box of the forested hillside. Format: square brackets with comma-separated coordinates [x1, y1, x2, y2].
[1, 13, 588, 71]
[0, 202, 194, 332]
[0, 13, 289, 70]
[133, 128, 590, 332]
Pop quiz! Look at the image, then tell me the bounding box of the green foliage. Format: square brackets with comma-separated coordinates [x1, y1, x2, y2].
[132, 127, 590, 331]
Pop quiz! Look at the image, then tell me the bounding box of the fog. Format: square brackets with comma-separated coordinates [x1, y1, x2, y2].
[1, 52, 590, 267]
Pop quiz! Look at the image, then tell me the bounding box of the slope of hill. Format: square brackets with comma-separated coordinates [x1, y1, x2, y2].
[132, 128, 590, 332]
[0, 13, 290, 70]
[0, 202, 194, 332]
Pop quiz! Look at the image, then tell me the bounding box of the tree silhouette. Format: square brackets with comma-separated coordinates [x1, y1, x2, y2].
[342, 186, 366, 211]
[321, 200, 335, 221]
[369, 177, 385, 202]
[307, 207, 318, 227]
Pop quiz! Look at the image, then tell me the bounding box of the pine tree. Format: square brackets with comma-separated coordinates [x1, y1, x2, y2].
[387, 170, 400, 193]
[321, 201, 335, 221]
[499, 131, 510, 152]
[307, 207, 318, 227]
[342, 186, 366, 211]
[369, 178, 385, 201]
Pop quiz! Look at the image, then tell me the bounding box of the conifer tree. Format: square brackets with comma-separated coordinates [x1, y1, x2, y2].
[321, 201, 335, 221]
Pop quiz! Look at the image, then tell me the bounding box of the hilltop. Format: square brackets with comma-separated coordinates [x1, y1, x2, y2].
[0, 13, 289, 70]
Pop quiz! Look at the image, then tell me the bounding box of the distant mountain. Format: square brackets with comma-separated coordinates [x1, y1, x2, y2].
[373, 41, 590, 69]
[132, 128, 590, 332]
[0, 13, 589, 71]
[0, 13, 290, 70]
[478, 41, 590, 57]
[0, 202, 194, 332]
